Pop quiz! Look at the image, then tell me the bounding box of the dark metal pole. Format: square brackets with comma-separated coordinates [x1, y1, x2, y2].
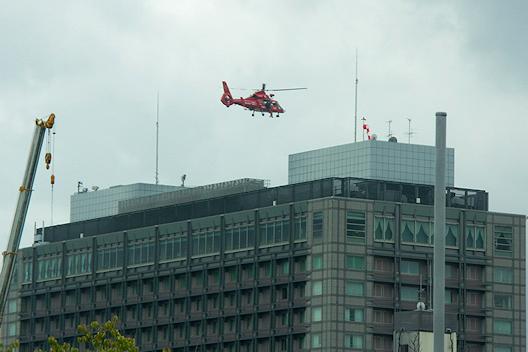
[433, 112, 446, 352]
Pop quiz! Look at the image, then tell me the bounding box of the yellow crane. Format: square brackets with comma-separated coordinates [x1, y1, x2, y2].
[0, 114, 55, 328]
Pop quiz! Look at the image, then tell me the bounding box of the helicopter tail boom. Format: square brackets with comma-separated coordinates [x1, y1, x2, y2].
[221, 81, 233, 107]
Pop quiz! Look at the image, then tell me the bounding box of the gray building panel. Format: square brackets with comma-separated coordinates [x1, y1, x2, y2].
[288, 140, 455, 187]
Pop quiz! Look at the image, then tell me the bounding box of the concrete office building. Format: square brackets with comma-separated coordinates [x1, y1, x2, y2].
[288, 140, 455, 186]
[5, 173, 525, 351]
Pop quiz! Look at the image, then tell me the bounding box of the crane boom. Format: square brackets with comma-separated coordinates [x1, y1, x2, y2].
[0, 114, 55, 328]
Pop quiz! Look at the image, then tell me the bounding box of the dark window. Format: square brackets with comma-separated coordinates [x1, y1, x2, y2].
[374, 216, 395, 242]
[494, 294, 512, 309]
[446, 224, 459, 247]
[127, 240, 154, 266]
[96, 245, 123, 271]
[400, 260, 420, 276]
[259, 219, 289, 246]
[346, 211, 365, 240]
[494, 226, 513, 255]
[467, 225, 486, 250]
[312, 212, 323, 240]
[159, 234, 187, 261]
[293, 215, 307, 241]
[494, 267, 513, 284]
[346, 255, 365, 270]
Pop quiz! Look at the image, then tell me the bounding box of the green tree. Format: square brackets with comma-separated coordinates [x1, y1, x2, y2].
[44, 316, 138, 352]
[0, 340, 19, 352]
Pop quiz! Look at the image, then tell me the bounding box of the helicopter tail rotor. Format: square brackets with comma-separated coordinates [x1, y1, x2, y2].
[221, 81, 233, 106]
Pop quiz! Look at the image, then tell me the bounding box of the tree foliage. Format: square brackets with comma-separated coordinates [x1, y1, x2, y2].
[43, 316, 138, 352]
[0, 340, 19, 352]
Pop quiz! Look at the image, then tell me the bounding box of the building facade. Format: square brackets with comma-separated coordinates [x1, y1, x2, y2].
[7, 178, 526, 351]
[288, 140, 455, 187]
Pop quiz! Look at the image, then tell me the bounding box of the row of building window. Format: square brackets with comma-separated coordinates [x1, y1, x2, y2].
[315, 253, 515, 285]
[159, 235, 187, 261]
[311, 268, 512, 309]
[309, 309, 512, 349]
[315, 210, 514, 254]
[23, 254, 307, 285]
[310, 334, 363, 349]
[22, 217, 308, 281]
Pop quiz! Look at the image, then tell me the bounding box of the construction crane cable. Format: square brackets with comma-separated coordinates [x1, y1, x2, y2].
[50, 128, 56, 226]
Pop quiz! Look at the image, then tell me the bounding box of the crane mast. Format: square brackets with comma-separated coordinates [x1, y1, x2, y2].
[0, 114, 55, 328]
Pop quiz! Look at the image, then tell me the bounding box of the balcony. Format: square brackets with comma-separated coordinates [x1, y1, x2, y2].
[370, 272, 394, 283]
[370, 323, 394, 335]
[223, 307, 237, 316]
[464, 331, 486, 343]
[466, 280, 486, 291]
[369, 297, 393, 309]
[399, 274, 420, 285]
[292, 298, 307, 308]
[224, 281, 238, 290]
[293, 272, 308, 282]
[223, 332, 237, 342]
[291, 324, 309, 334]
[275, 276, 289, 284]
[274, 326, 289, 336]
[240, 305, 254, 314]
[157, 291, 171, 300]
[465, 305, 486, 316]
[239, 331, 254, 340]
[156, 316, 171, 325]
[275, 300, 289, 310]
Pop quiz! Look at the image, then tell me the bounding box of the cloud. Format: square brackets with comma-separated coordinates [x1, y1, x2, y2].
[0, 1, 526, 255]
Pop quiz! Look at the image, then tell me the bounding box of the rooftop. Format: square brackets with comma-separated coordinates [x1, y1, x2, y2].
[37, 177, 488, 243]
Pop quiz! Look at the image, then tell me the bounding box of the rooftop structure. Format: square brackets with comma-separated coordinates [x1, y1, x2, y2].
[38, 177, 487, 243]
[118, 178, 268, 214]
[70, 183, 183, 222]
[288, 139, 455, 186]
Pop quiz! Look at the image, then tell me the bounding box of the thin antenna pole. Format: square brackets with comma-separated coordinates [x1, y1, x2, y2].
[407, 118, 411, 143]
[354, 49, 359, 142]
[406, 118, 415, 144]
[387, 120, 393, 138]
[155, 91, 159, 185]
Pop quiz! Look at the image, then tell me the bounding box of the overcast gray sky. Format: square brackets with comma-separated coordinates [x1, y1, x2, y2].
[0, 0, 527, 250]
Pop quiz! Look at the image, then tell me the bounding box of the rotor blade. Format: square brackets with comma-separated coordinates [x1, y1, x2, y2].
[266, 88, 308, 91]
[230, 87, 256, 91]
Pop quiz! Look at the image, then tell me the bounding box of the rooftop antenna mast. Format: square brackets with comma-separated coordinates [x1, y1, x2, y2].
[386, 120, 393, 139]
[155, 91, 159, 185]
[406, 118, 415, 144]
[354, 49, 359, 142]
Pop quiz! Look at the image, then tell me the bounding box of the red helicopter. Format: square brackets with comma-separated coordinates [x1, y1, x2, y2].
[220, 81, 306, 117]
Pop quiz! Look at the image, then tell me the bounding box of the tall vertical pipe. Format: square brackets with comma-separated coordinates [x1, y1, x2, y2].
[434, 112, 447, 352]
